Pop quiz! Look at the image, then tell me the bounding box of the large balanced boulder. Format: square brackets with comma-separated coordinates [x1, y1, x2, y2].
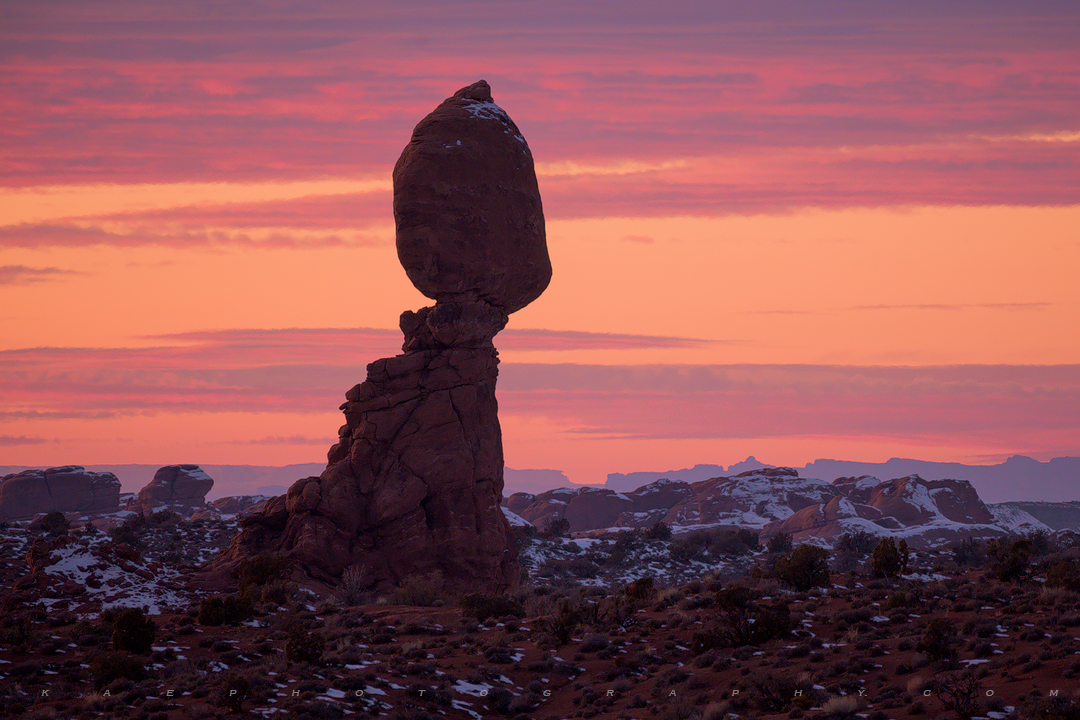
[0, 466, 121, 520]
[394, 79, 551, 314]
[214, 81, 545, 595]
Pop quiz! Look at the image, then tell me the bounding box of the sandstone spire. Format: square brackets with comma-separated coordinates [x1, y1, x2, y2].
[213, 81, 549, 595]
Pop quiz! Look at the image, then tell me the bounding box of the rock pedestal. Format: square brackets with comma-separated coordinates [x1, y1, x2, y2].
[213, 81, 547, 595]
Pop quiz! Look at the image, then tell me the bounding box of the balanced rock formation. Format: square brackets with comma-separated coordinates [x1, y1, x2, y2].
[214, 81, 547, 595]
[394, 79, 550, 314]
[0, 466, 121, 520]
[128, 465, 214, 516]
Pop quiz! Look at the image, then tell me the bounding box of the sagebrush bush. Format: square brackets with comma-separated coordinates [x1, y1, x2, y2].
[198, 594, 254, 626]
[110, 607, 156, 654]
[389, 570, 444, 606]
[1046, 559, 1080, 593]
[457, 592, 524, 622]
[91, 652, 146, 688]
[755, 544, 831, 591]
[237, 554, 291, 591]
[335, 564, 367, 606]
[285, 626, 325, 665]
[624, 576, 655, 600]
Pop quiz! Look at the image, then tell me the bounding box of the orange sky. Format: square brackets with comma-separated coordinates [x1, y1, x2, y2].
[2, 2, 1078, 491]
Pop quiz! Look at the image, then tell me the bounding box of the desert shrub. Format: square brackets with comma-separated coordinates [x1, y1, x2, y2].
[917, 618, 959, 666]
[217, 675, 250, 713]
[644, 521, 672, 541]
[836, 530, 877, 556]
[951, 537, 985, 567]
[91, 651, 146, 688]
[335, 564, 367, 606]
[390, 571, 444, 606]
[758, 544, 831, 591]
[767, 532, 793, 553]
[109, 514, 147, 548]
[458, 593, 524, 622]
[237, 554, 291, 591]
[821, 695, 863, 717]
[1046, 559, 1080, 593]
[510, 522, 537, 548]
[111, 608, 156, 654]
[1016, 694, 1080, 720]
[933, 670, 982, 719]
[986, 537, 1034, 582]
[197, 594, 254, 626]
[671, 528, 759, 563]
[871, 537, 910, 578]
[285, 625, 325, 665]
[549, 599, 577, 645]
[748, 671, 819, 712]
[624, 576, 655, 601]
[718, 528, 760, 555]
[1024, 530, 1053, 555]
[710, 586, 794, 646]
[580, 633, 610, 652]
[148, 509, 180, 525]
[30, 511, 70, 537]
[541, 517, 570, 538]
[754, 602, 796, 643]
[885, 590, 917, 610]
[714, 586, 754, 646]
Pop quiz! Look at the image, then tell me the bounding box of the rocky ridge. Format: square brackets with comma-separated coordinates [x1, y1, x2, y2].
[505, 468, 1049, 548]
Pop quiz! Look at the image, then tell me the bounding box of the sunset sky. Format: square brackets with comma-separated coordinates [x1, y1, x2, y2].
[2, 1, 1079, 490]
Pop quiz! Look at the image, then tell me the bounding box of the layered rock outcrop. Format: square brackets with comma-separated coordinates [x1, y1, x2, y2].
[506, 479, 697, 533]
[214, 81, 546, 595]
[0, 466, 121, 520]
[508, 470, 1019, 547]
[128, 465, 214, 516]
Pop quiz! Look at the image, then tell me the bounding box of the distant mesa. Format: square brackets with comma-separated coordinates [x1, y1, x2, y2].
[0, 466, 120, 520]
[607, 455, 1080, 504]
[212, 80, 547, 596]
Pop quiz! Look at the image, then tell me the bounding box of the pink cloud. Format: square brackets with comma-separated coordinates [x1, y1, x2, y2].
[2, 3, 1077, 213]
[0, 264, 80, 284]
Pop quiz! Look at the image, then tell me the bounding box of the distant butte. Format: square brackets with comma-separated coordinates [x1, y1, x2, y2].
[212, 81, 549, 595]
